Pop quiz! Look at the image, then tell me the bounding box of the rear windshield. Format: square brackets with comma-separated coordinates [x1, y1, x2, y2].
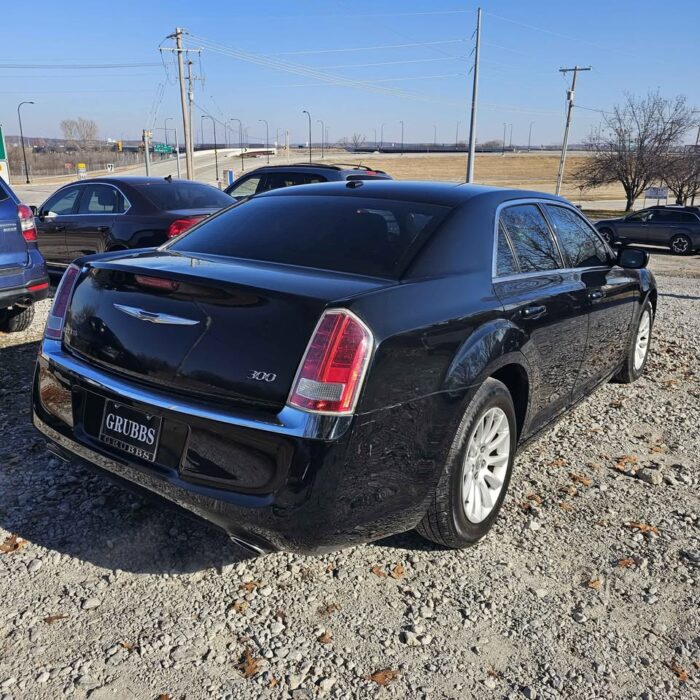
[136, 182, 233, 211]
[167, 194, 450, 278]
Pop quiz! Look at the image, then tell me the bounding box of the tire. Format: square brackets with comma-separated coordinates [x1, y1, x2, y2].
[598, 228, 614, 246]
[0, 305, 35, 333]
[416, 378, 517, 549]
[669, 234, 691, 255]
[614, 300, 653, 383]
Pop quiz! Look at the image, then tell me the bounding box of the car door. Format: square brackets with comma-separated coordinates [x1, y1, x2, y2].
[0, 180, 28, 279]
[66, 183, 125, 261]
[492, 202, 589, 434]
[615, 209, 652, 244]
[542, 204, 637, 399]
[35, 185, 82, 266]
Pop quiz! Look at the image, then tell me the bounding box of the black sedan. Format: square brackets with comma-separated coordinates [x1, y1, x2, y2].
[33, 176, 234, 270]
[32, 181, 656, 554]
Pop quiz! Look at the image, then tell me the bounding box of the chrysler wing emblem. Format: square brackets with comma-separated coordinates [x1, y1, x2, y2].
[113, 303, 199, 326]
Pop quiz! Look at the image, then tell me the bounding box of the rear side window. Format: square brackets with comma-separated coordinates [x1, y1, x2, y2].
[499, 204, 562, 272]
[544, 205, 609, 267]
[137, 182, 232, 210]
[0, 181, 9, 202]
[496, 222, 518, 276]
[262, 172, 308, 190]
[78, 184, 126, 214]
[168, 195, 451, 279]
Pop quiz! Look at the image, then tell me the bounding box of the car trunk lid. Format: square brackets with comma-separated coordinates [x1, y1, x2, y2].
[64, 250, 391, 411]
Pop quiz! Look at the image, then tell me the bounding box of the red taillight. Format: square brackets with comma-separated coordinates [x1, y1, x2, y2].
[288, 309, 372, 415]
[167, 216, 202, 238]
[45, 264, 81, 340]
[17, 204, 37, 242]
[28, 281, 49, 293]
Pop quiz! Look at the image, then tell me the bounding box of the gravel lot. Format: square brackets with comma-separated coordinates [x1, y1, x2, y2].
[0, 259, 698, 700]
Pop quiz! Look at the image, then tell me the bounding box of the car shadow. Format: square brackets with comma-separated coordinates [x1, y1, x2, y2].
[0, 338, 253, 575]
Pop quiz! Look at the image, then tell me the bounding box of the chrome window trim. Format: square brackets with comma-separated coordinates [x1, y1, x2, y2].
[491, 198, 566, 280]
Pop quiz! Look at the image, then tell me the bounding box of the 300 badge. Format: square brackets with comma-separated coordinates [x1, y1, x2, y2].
[248, 370, 277, 382]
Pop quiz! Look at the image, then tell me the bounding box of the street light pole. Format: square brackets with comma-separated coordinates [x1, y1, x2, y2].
[17, 101, 34, 184]
[399, 120, 404, 155]
[302, 110, 312, 163]
[509, 123, 513, 148]
[502, 123, 507, 155]
[259, 119, 269, 164]
[433, 124, 437, 146]
[230, 118, 243, 171]
[202, 115, 219, 182]
[164, 117, 172, 146]
[455, 120, 460, 149]
[528, 121, 535, 152]
[317, 119, 325, 159]
[380, 122, 386, 149]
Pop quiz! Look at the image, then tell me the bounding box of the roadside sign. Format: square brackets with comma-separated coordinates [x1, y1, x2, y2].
[106, 163, 114, 173]
[64, 162, 73, 169]
[644, 186, 668, 199]
[77, 162, 87, 180]
[223, 168, 235, 185]
[0, 124, 10, 183]
[153, 143, 173, 154]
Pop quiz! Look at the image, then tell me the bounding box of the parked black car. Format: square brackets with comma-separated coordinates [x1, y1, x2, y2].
[225, 163, 391, 200]
[0, 177, 49, 332]
[33, 181, 656, 554]
[33, 176, 233, 270]
[594, 206, 700, 254]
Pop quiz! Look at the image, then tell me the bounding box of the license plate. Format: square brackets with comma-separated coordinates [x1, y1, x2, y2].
[99, 400, 162, 462]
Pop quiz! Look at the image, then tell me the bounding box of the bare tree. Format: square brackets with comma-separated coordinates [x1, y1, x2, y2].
[575, 92, 696, 210]
[662, 151, 700, 205]
[350, 133, 366, 149]
[59, 117, 99, 150]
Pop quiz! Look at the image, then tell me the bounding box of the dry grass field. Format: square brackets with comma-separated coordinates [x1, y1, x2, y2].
[322, 151, 627, 207]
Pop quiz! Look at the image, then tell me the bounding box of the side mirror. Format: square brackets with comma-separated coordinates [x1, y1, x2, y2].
[29, 205, 38, 216]
[617, 247, 648, 269]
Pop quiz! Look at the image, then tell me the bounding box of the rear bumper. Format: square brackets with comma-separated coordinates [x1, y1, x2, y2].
[0, 277, 50, 308]
[32, 339, 442, 554]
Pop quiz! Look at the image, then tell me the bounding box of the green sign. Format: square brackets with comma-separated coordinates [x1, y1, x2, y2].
[0, 125, 6, 160]
[153, 143, 173, 154]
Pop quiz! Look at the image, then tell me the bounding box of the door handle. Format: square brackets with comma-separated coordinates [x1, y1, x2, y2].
[587, 290, 604, 300]
[521, 304, 546, 319]
[53, 224, 66, 232]
[96, 226, 109, 232]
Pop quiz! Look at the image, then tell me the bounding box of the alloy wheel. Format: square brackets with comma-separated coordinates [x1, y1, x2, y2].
[671, 236, 689, 254]
[634, 309, 651, 370]
[461, 407, 511, 523]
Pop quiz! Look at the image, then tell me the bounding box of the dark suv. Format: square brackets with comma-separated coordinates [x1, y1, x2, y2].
[594, 206, 700, 254]
[225, 163, 392, 200]
[0, 178, 49, 332]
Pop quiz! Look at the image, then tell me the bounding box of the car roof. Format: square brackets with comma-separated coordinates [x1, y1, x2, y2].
[245, 162, 387, 174]
[73, 177, 215, 187]
[256, 179, 571, 208]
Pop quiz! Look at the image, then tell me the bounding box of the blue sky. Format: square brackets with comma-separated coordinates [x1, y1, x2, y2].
[1, 0, 697, 146]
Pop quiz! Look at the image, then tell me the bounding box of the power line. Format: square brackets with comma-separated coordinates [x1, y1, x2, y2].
[185, 32, 466, 106]
[277, 73, 466, 87]
[273, 39, 467, 56]
[0, 62, 160, 69]
[324, 56, 464, 69]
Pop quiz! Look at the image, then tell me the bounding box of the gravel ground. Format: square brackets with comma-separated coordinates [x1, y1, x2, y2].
[0, 265, 698, 700]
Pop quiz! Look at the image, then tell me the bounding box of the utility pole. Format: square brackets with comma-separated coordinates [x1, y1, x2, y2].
[380, 122, 386, 149]
[528, 121, 534, 152]
[167, 28, 194, 179]
[455, 120, 460, 149]
[502, 122, 507, 155]
[555, 65, 591, 195]
[433, 124, 437, 146]
[302, 110, 312, 163]
[399, 120, 404, 155]
[143, 129, 152, 176]
[466, 7, 481, 183]
[508, 123, 513, 148]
